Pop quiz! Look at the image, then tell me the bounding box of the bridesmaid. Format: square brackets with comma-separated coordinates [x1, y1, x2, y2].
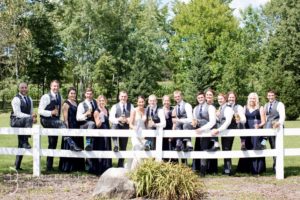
[237, 92, 266, 175]
[59, 87, 85, 172]
[91, 95, 112, 175]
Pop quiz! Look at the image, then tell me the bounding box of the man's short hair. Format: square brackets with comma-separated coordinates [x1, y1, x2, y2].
[85, 87, 93, 93]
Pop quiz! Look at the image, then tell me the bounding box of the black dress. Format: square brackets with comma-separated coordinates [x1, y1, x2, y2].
[237, 108, 266, 174]
[59, 101, 85, 172]
[86, 107, 112, 175]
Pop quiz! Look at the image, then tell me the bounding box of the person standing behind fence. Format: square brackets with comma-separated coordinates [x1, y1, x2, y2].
[92, 95, 112, 175]
[109, 91, 134, 167]
[264, 90, 285, 173]
[244, 92, 266, 175]
[193, 91, 216, 177]
[161, 95, 176, 162]
[211, 93, 234, 175]
[145, 94, 166, 150]
[38, 80, 66, 171]
[11, 82, 37, 170]
[59, 87, 85, 173]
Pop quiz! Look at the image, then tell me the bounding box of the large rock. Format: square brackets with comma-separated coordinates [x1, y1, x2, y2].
[93, 167, 136, 199]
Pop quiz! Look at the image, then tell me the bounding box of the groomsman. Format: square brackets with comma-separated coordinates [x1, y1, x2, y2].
[38, 80, 66, 171]
[264, 89, 285, 172]
[109, 91, 134, 167]
[211, 93, 234, 175]
[227, 92, 247, 150]
[172, 90, 193, 152]
[193, 91, 216, 176]
[145, 94, 166, 150]
[76, 87, 98, 151]
[11, 83, 36, 170]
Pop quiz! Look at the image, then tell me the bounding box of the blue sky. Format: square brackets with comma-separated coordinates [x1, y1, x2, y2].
[160, 0, 270, 18]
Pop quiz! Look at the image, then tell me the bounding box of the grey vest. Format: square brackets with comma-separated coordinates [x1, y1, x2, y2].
[228, 104, 239, 129]
[82, 99, 97, 122]
[176, 101, 187, 119]
[218, 104, 228, 127]
[194, 103, 209, 127]
[264, 101, 280, 128]
[115, 103, 132, 118]
[146, 106, 161, 123]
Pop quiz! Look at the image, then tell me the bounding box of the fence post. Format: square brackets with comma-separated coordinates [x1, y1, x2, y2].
[155, 127, 163, 161]
[276, 126, 284, 179]
[33, 125, 41, 177]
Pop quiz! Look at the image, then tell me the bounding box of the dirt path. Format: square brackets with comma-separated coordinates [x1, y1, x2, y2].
[1, 174, 299, 200]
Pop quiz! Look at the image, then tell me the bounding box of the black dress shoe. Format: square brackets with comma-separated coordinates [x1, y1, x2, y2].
[22, 143, 31, 149]
[175, 140, 183, 151]
[70, 144, 82, 152]
[15, 167, 23, 171]
[113, 146, 119, 152]
[85, 144, 92, 151]
[207, 146, 220, 152]
[241, 143, 247, 151]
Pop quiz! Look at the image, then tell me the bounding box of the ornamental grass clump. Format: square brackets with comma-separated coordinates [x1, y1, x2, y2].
[129, 159, 206, 200]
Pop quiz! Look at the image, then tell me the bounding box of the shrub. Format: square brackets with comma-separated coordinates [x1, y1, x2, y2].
[129, 159, 206, 200]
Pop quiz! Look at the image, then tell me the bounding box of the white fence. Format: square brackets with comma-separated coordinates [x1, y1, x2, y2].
[0, 126, 299, 180]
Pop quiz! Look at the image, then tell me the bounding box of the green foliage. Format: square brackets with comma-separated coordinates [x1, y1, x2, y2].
[129, 159, 206, 200]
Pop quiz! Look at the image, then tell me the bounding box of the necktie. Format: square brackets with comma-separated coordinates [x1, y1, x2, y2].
[177, 104, 181, 116]
[199, 105, 203, 118]
[123, 104, 126, 115]
[151, 109, 154, 118]
[24, 96, 29, 106]
[269, 103, 272, 114]
[90, 101, 95, 111]
[55, 94, 59, 104]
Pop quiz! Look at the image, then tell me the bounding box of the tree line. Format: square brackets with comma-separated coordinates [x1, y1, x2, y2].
[0, 0, 299, 119]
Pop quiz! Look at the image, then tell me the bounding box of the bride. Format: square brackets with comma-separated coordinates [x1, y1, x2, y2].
[126, 95, 147, 170]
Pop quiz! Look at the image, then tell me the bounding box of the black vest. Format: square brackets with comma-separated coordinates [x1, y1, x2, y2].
[163, 106, 173, 130]
[146, 106, 161, 124]
[40, 93, 62, 120]
[10, 94, 31, 118]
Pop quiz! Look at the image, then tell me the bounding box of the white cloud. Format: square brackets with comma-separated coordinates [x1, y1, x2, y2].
[230, 0, 270, 18]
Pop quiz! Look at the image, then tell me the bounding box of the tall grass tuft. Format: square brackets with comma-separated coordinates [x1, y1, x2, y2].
[129, 159, 206, 199]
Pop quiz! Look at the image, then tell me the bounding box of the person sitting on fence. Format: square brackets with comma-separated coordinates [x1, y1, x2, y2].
[109, 90, 134, 167]
[144, 94, 166, 150]
[211, 93, 234, 175]
[264, 89, 285, 173]
[59, 87, 84, 173]
[227, 91, 247, 150]
[193, 91, 216, 177]
[11, 82, 37, 170]
[38, 80, 67, 171]
[172, 90, 193, 166]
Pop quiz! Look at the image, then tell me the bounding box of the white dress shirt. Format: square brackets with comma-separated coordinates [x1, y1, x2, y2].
[177, 101, 193, 124]
[38, 91, 62, 117]
[217, 105, 234, 132]
[109, 102, 134, 125]
[76, 99, 94, 121]
[193, 104, 216, 132]
[11, 93, 33, 118]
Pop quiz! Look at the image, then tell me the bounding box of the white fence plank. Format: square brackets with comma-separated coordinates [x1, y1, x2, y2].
[0, 126, 299, 179]
[285, 148, 300, 156]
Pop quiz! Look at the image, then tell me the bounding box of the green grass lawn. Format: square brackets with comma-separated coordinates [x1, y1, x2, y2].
[0, 111, 299, 176]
